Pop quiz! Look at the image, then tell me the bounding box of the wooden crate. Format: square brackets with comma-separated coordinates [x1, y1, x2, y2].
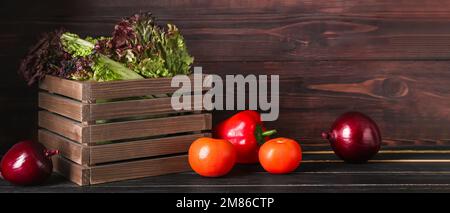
[38, 75, 211, 186]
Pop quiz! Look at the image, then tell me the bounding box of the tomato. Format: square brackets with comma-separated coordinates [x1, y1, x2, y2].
[258, 137, 302, 174]
[188, 137, 237, 177]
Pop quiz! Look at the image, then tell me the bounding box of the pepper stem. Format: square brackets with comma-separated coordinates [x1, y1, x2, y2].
[45, 149, 59, 158]
[262, 129, 277, 137]
[255, 126, 277, 146]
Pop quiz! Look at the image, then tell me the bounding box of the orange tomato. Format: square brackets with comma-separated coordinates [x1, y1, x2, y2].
[258, 137, 302, 174]
[188, 137, 237, 177]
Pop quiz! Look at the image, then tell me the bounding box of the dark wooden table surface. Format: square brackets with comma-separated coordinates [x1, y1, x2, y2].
[3, 151, 450, 193]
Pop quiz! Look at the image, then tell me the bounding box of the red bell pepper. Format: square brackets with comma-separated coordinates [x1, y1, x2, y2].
[213, 110, 277, 164]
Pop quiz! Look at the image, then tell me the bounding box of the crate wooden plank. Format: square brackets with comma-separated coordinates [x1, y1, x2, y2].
[89, 155, 190, 185]
[52, 155, 190, 186]
[38, 129, 89, 165]
[39, 130, 209, 166]
[88, 113, 212, 143]
[39, 92, 86, 121]
[88, 95, 204, 121]
[38, 111, 87, 143]
[90, 133, 210, 164]
[39, 75, 85, 100]
[52, 156, 90, 186]
[85, 75, 205, 100]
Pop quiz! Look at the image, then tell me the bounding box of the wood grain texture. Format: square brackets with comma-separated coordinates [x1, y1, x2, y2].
[90, 133, 210, 165]
[7, 162, 450, 192]
[37, 75, 213, 185]
[39, 107, 212, 144]
[90, 155, 190, 185]
[51, 154, 190, 186]
[52, 156, 90, 186]
[86, 75, 205, 100]
[6, 0, 450, 19]
[201, 61, 450, 144]
[297, 139, 450, 151]
[39, 129, 88, 165]
[39, 130, 209, 165]
[301, 152, 450, 163]
[88, 113, 212, 143]
[2, 0, 450, 153]
[39, 91, 207, 122]
[88, 95, 204, 121]
[5, 1, 450, 61]
[38, 111, 85, 143]
[39, 92, 85, 121]
[39, 75, 84, 100]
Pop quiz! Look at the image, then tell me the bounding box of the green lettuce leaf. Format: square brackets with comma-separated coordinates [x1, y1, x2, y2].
[60, 33, 95, 57]
[92, 55, 144, 82]
[158, 24, 194, 76]
[137, 57, 169, 78]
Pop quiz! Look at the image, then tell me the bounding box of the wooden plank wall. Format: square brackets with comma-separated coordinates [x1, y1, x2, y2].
[1, 0, 450, 152]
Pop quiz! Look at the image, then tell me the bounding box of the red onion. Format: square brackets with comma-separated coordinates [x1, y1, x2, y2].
[322, 112, 381, 163]
[1, 140, 58, 185]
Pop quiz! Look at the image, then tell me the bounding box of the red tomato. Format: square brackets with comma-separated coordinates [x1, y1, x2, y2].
[188, 137, 237, 177]
[258, 137, 302, 174]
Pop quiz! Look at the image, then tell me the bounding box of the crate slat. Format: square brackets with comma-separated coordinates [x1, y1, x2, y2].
[39, 111, 86, 143]
[88, 95, 204, 121]
[86, 75, 205, 100]
[90, 133, 210, 164]
[39, 75, 85, 100]
[52, 156, 90, 186]
[89, 155, 189, 185]
[39, 129, 89, 165]
[39, 91, 206, 122]
[40, 129, 210, 165]
[89, 113, 211, 143]
[39, 92, 86, 121]
[39, 110, 211, 144]
[52, 155, 189, 186]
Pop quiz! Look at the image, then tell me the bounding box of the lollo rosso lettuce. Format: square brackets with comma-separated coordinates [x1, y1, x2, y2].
[60, 32, 143, 81]
[96, 12, 193, 78]
[18, 12, 193, 85]
[156, 24, 194, 76]
[18, 29, 67, 85]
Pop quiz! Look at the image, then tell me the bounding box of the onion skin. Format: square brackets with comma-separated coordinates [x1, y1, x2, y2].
[1, 140, 58, 185]
[322, 112, 381, 163]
